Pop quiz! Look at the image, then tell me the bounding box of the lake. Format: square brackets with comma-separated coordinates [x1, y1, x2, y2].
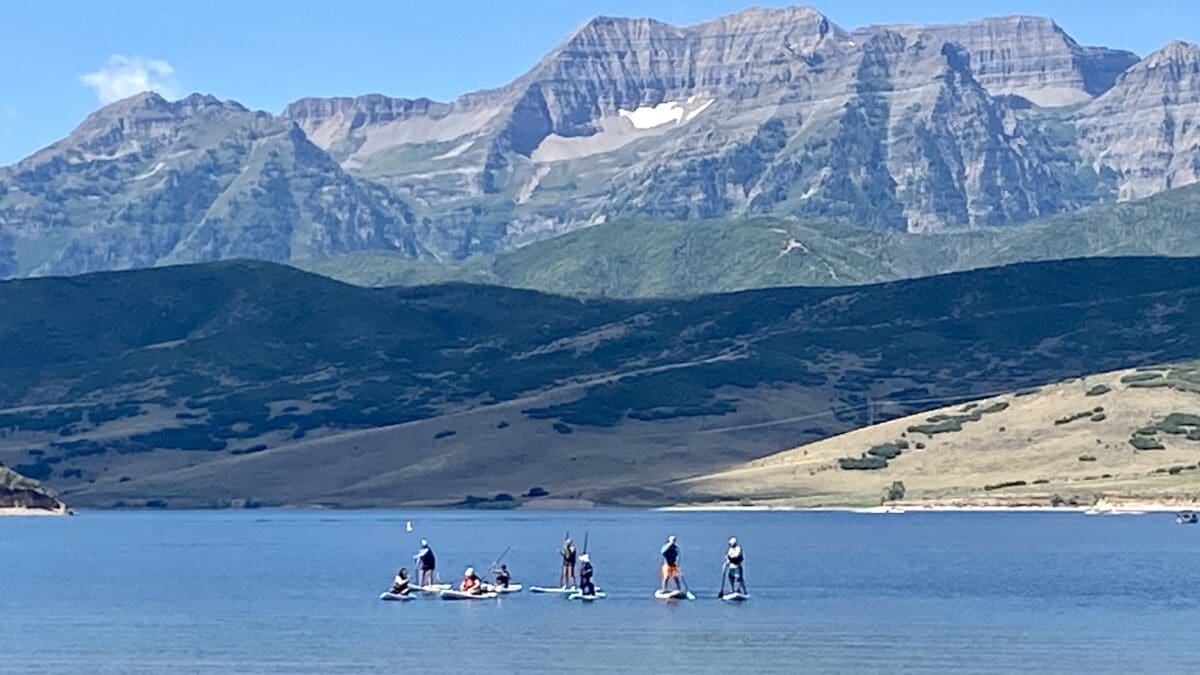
[2, 509, 1197, 673]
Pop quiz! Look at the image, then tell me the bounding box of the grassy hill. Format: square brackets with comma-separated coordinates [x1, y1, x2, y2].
[296, 183, 1200, 297]
[1, 257, 1200, 507]
[679, 362, 1200, 508]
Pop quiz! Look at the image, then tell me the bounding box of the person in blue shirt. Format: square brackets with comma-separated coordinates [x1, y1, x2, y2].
[414, 539, 436, 587]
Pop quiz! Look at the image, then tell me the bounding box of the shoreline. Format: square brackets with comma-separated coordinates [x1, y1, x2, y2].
[0, 506, 69, 517]
[659, 500, 1200, 514]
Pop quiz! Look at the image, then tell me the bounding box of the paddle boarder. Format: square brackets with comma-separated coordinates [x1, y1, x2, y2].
[723, 537, 747, 595]
[660, 534, 682, 591]
[460, 566, 484, 595]
[415, 539, 437, 587]
[389, 568, 412, 596]
[579, 553, 597, 596]
[492, 563, 513, 589]
[559, 537, 578, 588]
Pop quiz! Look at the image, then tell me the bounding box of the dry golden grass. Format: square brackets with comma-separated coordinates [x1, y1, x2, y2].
[678, 364, 1200, 508]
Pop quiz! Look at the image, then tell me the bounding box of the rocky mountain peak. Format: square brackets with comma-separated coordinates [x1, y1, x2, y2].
[855, 14, 1138, 105]
[1134, 40, 1200, 73]
[1076, 41, 1200, 201]
[18, 92, 264, 171]
[695, 4, 842, 37]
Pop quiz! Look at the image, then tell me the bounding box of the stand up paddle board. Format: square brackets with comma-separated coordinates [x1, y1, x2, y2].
[719, 592, 750, 602]
[439, 589, 499, 600]
[416, 583, 452, 593]
[379, 592, 414, 601]
[568, 591, 606, 601]
[486, 584, 523, 594]
[530, 586, 579, 594]
[654, 589, 695, 601]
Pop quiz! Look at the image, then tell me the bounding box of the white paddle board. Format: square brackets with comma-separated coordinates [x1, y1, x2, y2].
[530, 586, 579, 594]
[439, 589, 499, 600]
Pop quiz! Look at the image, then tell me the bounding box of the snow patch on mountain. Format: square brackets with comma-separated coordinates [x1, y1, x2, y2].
[618, 96, 713, 130]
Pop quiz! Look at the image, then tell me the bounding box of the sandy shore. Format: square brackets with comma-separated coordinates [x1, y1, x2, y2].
[661, 500, 1200, 514]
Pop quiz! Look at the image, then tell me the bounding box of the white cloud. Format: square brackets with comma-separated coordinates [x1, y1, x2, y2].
[80, 55, 180, 104]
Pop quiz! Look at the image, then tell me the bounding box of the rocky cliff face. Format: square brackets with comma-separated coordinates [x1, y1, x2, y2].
[855, 16, 1139, 106]
[1075, 41, 1200, 201]
[281, 5, 1168, 244]
[4, 5, 1200, 275]
[0, 466, 66, 512]
[0, 93, 420, 277]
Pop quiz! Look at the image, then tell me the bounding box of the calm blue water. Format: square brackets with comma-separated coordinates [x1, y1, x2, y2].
[2, 510, 1198, 673]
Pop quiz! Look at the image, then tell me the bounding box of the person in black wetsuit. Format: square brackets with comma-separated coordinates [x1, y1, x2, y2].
[492, 564, 512, 588]
[578, 553, 597, 596]
[559, 538, 577, 589]
[415, 539, 437, 587]
[389, 568, 411, 595]
[724, 537, 746, 595]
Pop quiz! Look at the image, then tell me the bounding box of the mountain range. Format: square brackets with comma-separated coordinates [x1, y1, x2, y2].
[3, 6, 1200, 278]
[2, 256, 1198, 507]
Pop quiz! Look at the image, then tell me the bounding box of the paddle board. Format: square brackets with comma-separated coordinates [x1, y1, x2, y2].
[568, 591, 606, 601]
[487, 583, 523, 594]
[379, 592, 414, 601]
[654, 589, 695, 601]
[416, 583, 452, 592]
[530, 586, 579, 594]
[439, 589, 499, 600]
[720, 592, 750, 602]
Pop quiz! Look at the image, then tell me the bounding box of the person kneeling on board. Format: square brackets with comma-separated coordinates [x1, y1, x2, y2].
[389, 568, 412, 596]
[724, 537, 747, 595]
[579, 554, 597, 596]
[492, 564, 513, 589]
[660, 534, 683, 591]
[460, 567, 484, 595]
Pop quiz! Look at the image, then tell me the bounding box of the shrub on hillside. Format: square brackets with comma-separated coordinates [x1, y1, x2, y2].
[838, 456, 887, 470]
[984, 480, 1027, 491]
[866, 442, 904, 460]
[1129, 435, 1165, 450]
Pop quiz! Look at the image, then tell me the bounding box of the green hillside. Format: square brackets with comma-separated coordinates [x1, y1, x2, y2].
[296, 184, 1200, 297]
[1, 257, 1199, 507]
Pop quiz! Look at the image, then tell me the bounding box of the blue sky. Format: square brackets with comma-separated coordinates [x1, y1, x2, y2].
[0, 0, 1196, 164]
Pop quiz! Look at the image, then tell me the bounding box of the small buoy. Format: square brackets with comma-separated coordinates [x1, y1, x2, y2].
[405, 521, 413, 532]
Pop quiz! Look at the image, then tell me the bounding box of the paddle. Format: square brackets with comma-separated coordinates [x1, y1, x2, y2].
[493, 545, 511, 567]
[717, 561, 728, 598]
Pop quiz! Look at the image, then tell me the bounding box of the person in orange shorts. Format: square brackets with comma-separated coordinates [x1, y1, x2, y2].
[659, 534, 682, 591]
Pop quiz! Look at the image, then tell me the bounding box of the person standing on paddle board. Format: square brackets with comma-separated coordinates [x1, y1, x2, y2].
[579, 553, 597, 596]
[559, 538, 578, 588]
[660, 534, 682, 591]
[724, 537, 746, 595]
[415, 540, 437, 586]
